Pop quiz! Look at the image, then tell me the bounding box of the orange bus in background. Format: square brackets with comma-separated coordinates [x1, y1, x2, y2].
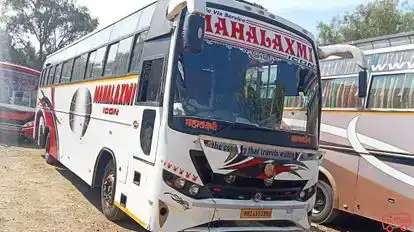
[300, 32, 414, 231]
[0, 62, 40, 142]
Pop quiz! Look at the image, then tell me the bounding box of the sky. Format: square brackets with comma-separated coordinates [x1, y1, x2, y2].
[77, 0, 373, 37]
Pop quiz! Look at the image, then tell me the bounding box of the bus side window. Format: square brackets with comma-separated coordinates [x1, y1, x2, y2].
[61, 60, 74, 84]
[72, 54, 88, 82]
[104, 42, 120, 77]
[85, 50, 97, 80]
[368, 73, 413, 109]
[113, 36, 133, 76]
[91, 47, 106, 79]
[40, 70, 46, 86]
[322, 77, 360, 109]
[44, 68, 51, 86]
[48, 66, 56, 85]
[130, 32, 147, 73]
[137, 58, 164, 103]
[54, 64, 62, 84]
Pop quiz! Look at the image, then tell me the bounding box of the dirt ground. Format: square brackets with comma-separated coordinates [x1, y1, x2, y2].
[0, 140, 384, 232]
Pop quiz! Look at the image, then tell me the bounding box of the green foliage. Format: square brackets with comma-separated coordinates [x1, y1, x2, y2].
[1, 0, 99, 70]
[317, 0, 414, 45]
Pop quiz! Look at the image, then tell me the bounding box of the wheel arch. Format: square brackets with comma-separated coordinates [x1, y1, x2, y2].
[92, 147, 117, 188]
[319, 166, 340, 210]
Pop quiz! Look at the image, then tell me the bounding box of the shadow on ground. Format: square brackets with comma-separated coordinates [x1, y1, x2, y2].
[317, 211, 406, 232]
[50, 160, 141, 231]
[0, 136, 38, 149]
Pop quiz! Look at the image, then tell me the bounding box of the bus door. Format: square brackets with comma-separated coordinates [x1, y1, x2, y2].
[124, 36, 171, 225]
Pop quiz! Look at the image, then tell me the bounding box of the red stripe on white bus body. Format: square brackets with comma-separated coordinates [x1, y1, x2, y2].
[39, 87, 59, 160]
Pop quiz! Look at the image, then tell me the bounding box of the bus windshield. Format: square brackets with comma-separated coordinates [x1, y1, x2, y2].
[172, 8, 319, 135]
[0, 70, 38, 109]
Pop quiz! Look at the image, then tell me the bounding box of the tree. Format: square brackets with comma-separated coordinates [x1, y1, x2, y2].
[1, 0, 99, 70]
[317, 0, 414, 45]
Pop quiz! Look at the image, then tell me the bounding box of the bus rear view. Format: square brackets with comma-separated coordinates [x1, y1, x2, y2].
[35, 0, 367, 231]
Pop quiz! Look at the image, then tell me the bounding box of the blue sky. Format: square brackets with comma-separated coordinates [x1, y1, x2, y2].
[78, 0, 396, 37]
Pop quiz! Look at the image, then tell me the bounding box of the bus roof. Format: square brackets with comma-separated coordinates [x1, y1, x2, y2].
[45, 0, 316, 66]
[0, 62, 40, 76]
[341, 31, 414, 51]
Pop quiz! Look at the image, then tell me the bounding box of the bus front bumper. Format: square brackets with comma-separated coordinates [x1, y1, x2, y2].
[183, 199, 311, 231]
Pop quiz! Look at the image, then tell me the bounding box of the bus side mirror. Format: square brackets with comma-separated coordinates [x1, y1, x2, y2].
[183, 13, 205, 53]
[358, 70, 367, 98]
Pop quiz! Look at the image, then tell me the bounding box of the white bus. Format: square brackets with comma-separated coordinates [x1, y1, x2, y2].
[303, 32, 414, 231]
[34, 0, 366, 231]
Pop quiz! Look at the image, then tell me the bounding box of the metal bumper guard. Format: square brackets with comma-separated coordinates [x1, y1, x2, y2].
[183, 199, 310, 232]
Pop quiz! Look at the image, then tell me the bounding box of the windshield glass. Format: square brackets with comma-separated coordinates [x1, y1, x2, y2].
[0, 70, 38, 108]
[172, 7, 319, 135]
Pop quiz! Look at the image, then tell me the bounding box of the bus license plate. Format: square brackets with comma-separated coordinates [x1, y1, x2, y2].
[240, 209, 272, 219]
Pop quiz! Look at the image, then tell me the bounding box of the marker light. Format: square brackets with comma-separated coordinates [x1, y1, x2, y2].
[189, 185, 200, 196]
[174, 178, 186, 189]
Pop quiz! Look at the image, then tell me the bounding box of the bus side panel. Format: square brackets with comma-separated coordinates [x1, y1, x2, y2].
[319, 111, 361, 214]
[48, 77, 145, 186]
[119, 107, 163, 229]
[354, 113, 414, 230]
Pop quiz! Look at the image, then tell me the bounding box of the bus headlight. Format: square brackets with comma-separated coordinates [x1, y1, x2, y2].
[163, 170, 209, 199]
[174, 178, 186, 189]
[189, 185, 200, 196]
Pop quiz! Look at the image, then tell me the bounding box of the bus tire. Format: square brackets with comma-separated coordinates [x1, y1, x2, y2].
[37, 116, 46, 148]
[311, 180, 339, 224]
[44, 132, 56, 165]
[101, 160, 125, 221]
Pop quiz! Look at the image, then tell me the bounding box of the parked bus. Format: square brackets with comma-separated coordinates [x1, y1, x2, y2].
[305, 32, 414, 231]
[0, 62, 40, 141]
[34, 0, 366, 231]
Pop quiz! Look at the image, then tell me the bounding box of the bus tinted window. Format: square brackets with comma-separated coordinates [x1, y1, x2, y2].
[48, 66, 56, 85]
[40, 70, 46, 86]
[368, 73, 414, 109]
[44, 68, 51, 86]
[54, 64, 62, 84]
[137, 58, 164, 103]
[321, 77, 361, 108]
[104, 42, 119, 76]
[61, 60, 73, 83]
[114, 36, 133, 76]
[72, 54, 88, 82]
[130, 33, 146, 72]
[91, 47, 106, 79]
[85, 50, 97, 79]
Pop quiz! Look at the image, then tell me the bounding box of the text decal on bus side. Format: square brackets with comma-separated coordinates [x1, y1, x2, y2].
[205, 8, 316, 70]
[93, 83, 137, 106]
[93, 83, 137, 116]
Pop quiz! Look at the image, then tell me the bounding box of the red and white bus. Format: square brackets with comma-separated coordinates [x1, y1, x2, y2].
[0, 62, 40, 141]
[34, 0, 366, 231]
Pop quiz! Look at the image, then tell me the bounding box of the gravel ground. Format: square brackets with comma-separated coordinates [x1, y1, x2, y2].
[0, 139, 384, 232]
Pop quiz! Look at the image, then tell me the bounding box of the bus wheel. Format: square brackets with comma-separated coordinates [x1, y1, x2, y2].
[101, 160, 125, 221]
[311, 180, 338, 224]
[44, 132, 56, 165]
[37, 116, 46, 148]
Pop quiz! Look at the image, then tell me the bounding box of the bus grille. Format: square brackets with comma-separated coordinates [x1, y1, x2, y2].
[190, 150, 307, 201]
